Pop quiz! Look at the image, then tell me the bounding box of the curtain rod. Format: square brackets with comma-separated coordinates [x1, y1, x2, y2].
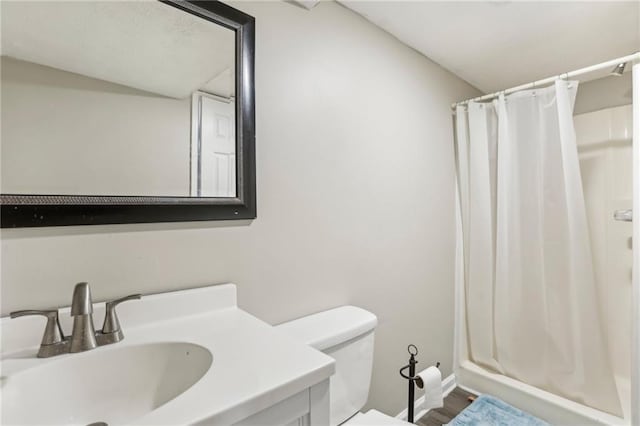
[451, 51, 640, 109]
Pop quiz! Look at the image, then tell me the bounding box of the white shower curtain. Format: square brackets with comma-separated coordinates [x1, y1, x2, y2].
[455, 80, 623, 416]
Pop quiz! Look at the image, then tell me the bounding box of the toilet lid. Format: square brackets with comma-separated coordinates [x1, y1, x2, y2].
[345, 410, 411, 425]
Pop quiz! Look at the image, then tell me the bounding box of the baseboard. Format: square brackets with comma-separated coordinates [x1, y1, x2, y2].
[442, 373, 457, 396]
[456, 382, 482, 398]
[395, 373, 457, 422]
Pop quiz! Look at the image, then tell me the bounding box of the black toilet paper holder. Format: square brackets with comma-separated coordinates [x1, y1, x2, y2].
[399, 344, 440, 424]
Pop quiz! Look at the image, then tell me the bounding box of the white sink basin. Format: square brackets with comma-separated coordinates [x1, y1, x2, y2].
[1, 284, 334, 425]
[1, 342, 212, 425]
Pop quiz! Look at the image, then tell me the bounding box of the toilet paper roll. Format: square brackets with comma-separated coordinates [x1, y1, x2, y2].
[416, 366, 443, 411]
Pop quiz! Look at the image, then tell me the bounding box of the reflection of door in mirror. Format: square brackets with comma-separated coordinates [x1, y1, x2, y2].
[191, 92, 236, 198]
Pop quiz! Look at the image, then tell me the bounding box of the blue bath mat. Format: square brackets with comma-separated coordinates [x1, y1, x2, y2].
[447, 395, 550, 426]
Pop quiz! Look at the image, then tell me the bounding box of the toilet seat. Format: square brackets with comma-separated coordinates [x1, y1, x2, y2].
[345, 410, 412, 425]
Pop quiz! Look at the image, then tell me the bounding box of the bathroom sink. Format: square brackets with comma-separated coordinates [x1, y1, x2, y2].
[1, 284, 335, 425]
[1, 342, 212, 425]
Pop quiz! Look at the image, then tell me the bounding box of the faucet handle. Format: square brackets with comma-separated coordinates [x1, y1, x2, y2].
[10, 309, 65, 346]
[101, 294, 141, 336]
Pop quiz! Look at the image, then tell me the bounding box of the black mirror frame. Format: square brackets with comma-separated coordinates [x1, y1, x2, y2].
[1, 0, 256, 228]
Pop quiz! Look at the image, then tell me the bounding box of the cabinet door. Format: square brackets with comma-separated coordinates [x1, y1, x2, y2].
[233, 389, 309, 426]
[309, 379, 330, 425]
[232, 379, 330, 426]
[284, 415, 310, 426]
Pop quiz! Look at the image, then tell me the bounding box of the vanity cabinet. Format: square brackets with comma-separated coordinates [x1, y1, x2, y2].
[232, 379, 330, 426]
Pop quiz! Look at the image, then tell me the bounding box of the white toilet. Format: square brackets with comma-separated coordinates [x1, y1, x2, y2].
[276, 306, 411, 426]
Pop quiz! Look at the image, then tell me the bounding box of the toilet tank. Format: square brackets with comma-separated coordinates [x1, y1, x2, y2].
[276, 306, 377, 426]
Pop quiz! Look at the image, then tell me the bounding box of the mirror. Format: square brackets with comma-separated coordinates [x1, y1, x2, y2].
[0, 1, 256, 227]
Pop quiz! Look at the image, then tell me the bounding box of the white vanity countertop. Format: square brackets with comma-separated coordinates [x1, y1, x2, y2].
[1, 284, 335, 425]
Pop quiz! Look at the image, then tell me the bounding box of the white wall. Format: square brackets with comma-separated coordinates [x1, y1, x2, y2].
[1, 57, 192, 196]
[0, 1, 480, 416]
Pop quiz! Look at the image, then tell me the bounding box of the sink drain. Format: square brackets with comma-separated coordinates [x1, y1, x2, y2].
[87, 422, 108, 426]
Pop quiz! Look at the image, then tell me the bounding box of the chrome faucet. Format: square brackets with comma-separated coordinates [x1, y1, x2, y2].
[10, 282, 141, 358]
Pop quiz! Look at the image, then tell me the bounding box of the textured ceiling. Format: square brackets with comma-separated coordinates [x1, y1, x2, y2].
[339, 1, 640, 94]
[1, 1, 235, 99]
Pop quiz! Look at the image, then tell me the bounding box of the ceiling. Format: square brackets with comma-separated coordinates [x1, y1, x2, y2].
[338, 1, 640, 94]
[1, 1, 235, 99]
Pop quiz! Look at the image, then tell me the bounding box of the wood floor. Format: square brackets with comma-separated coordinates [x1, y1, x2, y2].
[416, 387, 476, 426]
